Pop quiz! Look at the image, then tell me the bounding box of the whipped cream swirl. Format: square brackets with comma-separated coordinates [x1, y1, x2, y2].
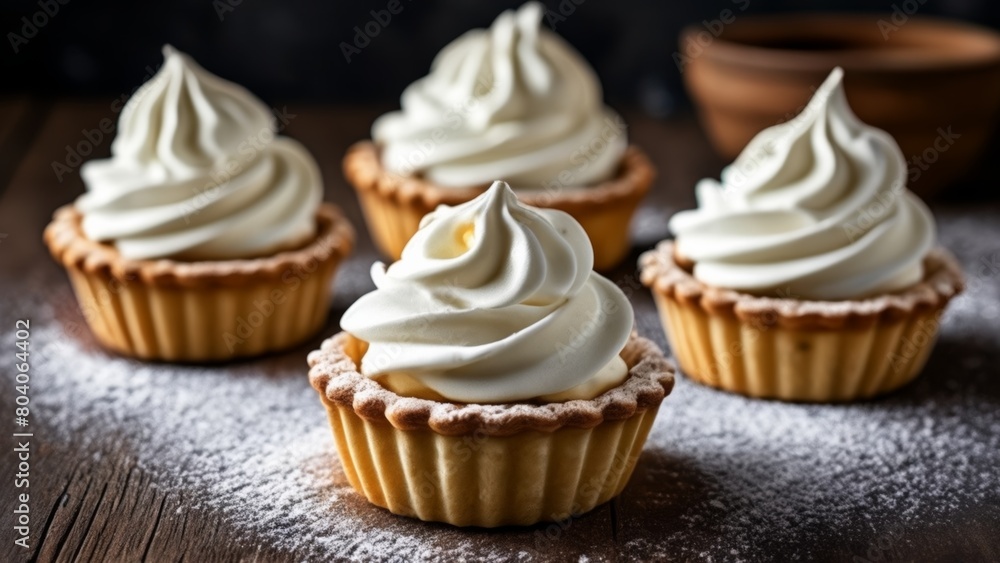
[341, 181, 633, 403]
[669, 68, 935, 300]
[372, 2, 626, 189]
[78, 45, 322, 261]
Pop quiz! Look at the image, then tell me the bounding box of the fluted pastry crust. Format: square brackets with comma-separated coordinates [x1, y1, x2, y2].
[640, 241, 964, 331]
[44, 203, 354, 288]
[308, 332, 675, 437]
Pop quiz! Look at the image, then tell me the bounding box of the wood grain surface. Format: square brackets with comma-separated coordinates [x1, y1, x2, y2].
[1, 101, 998, 563]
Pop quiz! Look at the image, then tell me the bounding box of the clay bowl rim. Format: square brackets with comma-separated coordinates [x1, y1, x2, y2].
[681, 13, 1000, 73]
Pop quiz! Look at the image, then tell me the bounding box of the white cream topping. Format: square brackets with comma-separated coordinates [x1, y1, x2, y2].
[669, 68, 935, 300]
[372, 2, 626, 189]
[340, 181, 633, 404]
[77, 45, 322, 261]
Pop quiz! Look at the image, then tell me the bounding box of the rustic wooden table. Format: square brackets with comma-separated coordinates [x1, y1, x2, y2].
[1, 100, 998, 562]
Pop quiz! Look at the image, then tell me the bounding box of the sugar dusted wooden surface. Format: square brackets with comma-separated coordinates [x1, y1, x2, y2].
[1, 101, 999, 562]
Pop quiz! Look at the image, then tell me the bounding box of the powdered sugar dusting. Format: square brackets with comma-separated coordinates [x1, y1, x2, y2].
[3, 208, 999, 561]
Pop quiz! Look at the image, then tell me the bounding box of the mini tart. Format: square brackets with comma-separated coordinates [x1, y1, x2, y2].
[343, 141, 655, 271]
[639, 242, 964, 402]
[44, 203, 354, 362]
[307, 331, 674, 527]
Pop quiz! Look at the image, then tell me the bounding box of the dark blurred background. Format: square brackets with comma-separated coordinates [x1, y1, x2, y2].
[3, 0, 1000, 115]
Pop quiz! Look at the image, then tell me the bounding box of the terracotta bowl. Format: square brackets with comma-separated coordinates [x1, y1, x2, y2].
[680, 14, 1000, 197]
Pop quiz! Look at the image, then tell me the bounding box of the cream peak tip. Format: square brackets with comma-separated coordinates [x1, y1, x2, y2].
[813, 67, 846, 103]
[485, 180, 515, 199]
[518, 2, 544, 20]
[161, 44, 179, 60]
[783, 66, 845, 131]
